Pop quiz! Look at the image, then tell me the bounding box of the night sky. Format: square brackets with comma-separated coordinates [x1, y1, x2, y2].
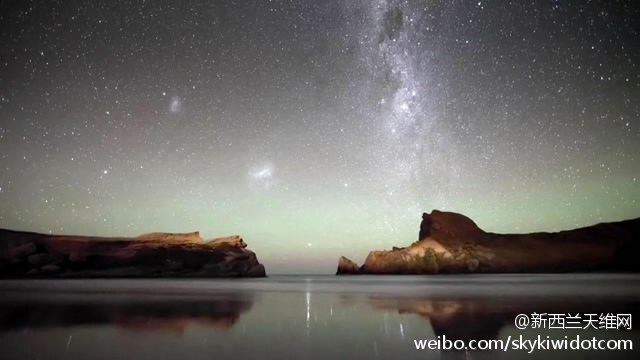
[0, 0, 638, 273]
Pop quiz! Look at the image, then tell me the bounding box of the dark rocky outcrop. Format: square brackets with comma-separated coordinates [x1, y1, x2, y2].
[0, 229, 266, 278]
[336, 256, 361, 275]
[337, 210, 640, 274]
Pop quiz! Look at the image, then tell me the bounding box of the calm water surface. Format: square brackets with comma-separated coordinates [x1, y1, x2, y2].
[0, 274, 638, 360]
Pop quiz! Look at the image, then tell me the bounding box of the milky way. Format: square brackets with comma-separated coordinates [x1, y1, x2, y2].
[0, 1, 638, 272]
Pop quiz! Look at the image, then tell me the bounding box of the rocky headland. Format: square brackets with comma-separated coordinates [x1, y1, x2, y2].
[337, 210, 640, 274]
[0, 229, 266, 278]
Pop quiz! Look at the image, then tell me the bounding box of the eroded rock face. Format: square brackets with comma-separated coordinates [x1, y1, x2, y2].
[427, 210, 484, 242]
[336, 256, 360, 275]
[8, 242, 37, 258]
[247, 263, 266, 277]
[0, 229, 266, 278]
[206, 235, 247, 249]
[135, 232, 202, 243]
[337, 210, 640, 274]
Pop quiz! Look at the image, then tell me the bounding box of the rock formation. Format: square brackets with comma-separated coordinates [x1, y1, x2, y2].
[206, 235, 247, 249]
[0, 229, 266, 278]
[135, 231, 202, 243]
[336, 256, 360, 274]
[337, 210, 640, 274]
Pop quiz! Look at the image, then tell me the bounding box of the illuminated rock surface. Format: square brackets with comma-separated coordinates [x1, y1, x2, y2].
[338, 210, 640, 274]
[0, 229, 266, 278]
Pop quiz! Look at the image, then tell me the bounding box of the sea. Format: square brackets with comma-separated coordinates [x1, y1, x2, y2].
[0, 274, 638, 360]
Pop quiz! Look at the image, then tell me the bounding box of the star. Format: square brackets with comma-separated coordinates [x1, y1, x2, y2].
[0, 0, 637, 274]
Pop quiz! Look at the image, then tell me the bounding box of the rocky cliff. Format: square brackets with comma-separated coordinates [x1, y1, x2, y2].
[0, 229, 266, 278]
[337, 210, 640, 274]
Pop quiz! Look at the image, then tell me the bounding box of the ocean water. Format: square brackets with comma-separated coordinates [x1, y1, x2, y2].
[0, 274, 638, 360]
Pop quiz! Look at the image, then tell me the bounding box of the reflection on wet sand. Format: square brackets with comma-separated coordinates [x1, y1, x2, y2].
[368, 296, 640, 341]
[1, 276, 639, 360]
[0, 293, 254, 334]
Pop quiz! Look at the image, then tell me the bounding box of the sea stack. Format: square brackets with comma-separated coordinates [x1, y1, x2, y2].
[336, 256, 361, 275]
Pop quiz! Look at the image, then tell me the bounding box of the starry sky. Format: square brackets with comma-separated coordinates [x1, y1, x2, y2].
[0, 0, 638, 273]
